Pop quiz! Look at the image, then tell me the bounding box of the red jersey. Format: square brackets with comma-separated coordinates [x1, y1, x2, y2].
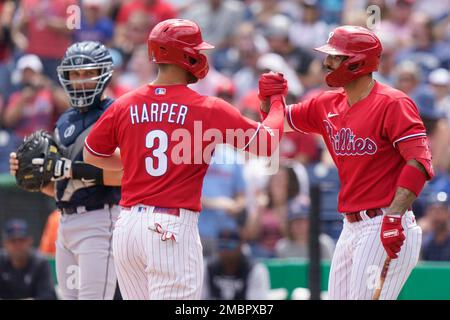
[85, 84, 281, 211]
[116, 0, 177, 25]
[287, 81, 427, 213]
[22, 0, 76, 59]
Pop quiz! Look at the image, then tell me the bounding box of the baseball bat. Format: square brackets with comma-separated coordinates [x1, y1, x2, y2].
[372, 257, 392, 300]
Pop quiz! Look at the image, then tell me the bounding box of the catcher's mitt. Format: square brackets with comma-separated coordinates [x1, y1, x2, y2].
[15, 130, 63, 192]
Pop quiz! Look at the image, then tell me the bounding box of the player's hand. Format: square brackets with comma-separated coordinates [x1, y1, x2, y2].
[31, 157, 72, 181]
[9, 152, 19, 176]
[258, 72, 288, 103]
[380, 215, 405, 259]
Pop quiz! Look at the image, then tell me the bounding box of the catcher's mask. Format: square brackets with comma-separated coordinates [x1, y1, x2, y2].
[57, 41, 113, 110]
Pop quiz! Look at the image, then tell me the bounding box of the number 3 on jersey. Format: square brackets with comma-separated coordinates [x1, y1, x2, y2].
[145, 130, 168, 176]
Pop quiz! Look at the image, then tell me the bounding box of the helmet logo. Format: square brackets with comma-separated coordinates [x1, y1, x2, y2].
[74, 57, 83, 65]
[327, 32, 334, 43]
[64, 124, 76, 138]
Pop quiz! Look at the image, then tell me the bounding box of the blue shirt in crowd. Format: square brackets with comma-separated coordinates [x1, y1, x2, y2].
[199, 145, 246, 240]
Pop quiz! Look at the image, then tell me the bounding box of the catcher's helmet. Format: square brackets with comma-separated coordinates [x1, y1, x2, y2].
[57, 41, 113, 109]
[148, 19, 214, 80]
[314, 26, 382, 87]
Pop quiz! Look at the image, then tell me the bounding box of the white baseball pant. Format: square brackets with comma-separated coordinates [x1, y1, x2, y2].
[55, 205, 119, 299]
[328, 210, 422, 300]
[112, 205, 203, 300]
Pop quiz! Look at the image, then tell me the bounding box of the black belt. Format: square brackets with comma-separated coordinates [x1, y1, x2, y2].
[61, 204, 114, 215]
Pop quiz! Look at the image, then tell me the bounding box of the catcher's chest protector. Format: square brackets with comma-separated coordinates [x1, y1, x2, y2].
[54, 99, 120, 206]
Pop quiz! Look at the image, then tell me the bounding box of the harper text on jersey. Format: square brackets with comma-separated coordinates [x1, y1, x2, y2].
[130, 103, 188, 125]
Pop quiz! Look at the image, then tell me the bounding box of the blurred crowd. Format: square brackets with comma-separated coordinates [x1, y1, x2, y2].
[1, 0, 450, 299]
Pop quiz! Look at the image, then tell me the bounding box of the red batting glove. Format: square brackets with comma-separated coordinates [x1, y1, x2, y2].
[258, 72, 288, 102]
[380, 215, 406, 259]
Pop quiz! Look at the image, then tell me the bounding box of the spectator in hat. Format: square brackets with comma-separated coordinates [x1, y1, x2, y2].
[289, 0, 331, 52]
[263, 14, 320, 91]
[0, 219, 57, 300]
[428, 68, 450, 123]
[182, 0, 245, 50]
[394, 60, 429, 99]
[2, 54, 68, 140]
[373, 31, 398, 86]
[421, 192, 450, 261]
[392, 61, 445, 131]
[275, 200, 335, 260]
[202, 227, 270, 300]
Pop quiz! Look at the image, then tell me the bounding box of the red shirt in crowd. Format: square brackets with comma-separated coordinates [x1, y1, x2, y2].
[21, 0, 76, 59]
[6, 89, 56, 138]
[116, 0, 177, 25]
[287, 81, 427, 213]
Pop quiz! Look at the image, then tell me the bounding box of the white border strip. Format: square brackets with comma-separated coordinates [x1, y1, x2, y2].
[84, 138, 114, 157]
[287, 105, 308, 134]
[242, 122, 262, 150]
[393, 133, 427, 147]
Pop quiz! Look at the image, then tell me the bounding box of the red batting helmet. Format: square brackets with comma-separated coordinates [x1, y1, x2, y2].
[148, 19, 214, 80]
[314, 25, 382, 87]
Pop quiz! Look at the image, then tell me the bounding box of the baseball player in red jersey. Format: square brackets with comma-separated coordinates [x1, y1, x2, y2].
[260, 26, 434, 300]
[82, 19, 287, 300]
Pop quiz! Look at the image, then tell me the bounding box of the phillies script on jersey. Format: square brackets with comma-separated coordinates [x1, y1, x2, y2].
[85, 84, 282, 211]
[286, 81, 427, 212]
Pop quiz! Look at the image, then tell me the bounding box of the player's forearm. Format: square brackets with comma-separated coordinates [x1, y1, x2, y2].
[102, 169, 123, 186]
[246, 96, 285, 156]
[260, 100, 293, 133]
[83, 148, 123, 171]
[386, 160, 425, 216]
[386, 187, 416, 216]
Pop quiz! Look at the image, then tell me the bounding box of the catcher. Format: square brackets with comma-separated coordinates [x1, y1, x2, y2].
[10, 41, 123, 300]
